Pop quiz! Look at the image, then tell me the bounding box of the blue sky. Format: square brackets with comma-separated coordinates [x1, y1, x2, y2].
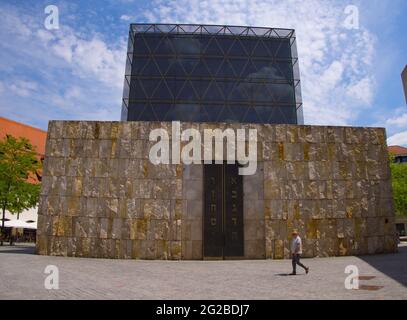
[0, 0, 406, 146]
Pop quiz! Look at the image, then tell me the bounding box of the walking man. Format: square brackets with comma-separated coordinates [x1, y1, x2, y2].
[290, 230, 309, 275]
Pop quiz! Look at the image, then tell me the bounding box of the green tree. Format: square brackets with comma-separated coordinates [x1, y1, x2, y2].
[0, 135, 41, 245]
[389, 154, 407, 217]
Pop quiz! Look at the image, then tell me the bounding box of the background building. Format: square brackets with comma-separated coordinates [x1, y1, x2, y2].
[0, 117, 47, 240]
[122, 24, 303, 125]
[402, 65, 407, 105]
[388, 145, 407, 164]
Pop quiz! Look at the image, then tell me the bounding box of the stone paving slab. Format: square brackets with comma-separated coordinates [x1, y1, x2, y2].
[0, 244, 406, 300]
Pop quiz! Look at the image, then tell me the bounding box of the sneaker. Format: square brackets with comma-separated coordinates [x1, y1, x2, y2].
[289, 272, 296, 276]
[306, 267, 309, 274]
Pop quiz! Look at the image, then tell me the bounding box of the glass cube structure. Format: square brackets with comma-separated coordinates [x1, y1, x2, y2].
[122, 24, 303, 124]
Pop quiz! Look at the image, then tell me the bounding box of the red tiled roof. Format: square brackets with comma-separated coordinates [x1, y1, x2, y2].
[0, 117, 47, 155]
[388, 145, 407, 155]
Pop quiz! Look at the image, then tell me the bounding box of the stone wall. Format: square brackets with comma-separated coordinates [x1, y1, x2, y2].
[36, 121, 397, 259]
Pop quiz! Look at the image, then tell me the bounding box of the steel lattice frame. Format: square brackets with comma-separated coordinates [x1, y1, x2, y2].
[122, 23, 303, 124]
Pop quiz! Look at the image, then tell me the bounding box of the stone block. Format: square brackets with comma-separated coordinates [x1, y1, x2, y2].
[185, 199, 203, 220]
[183, 179, 203, 200]
[51, 237, 68, 256]
[183, 164, 203, 180]
[284, 143, 303, 161]
[264, 180, 283, 200]
[142, 200, 171, 219]
[191, 240, 203, 259]
[262, 142, 280, 161]
[265, 199, 286, 220]
[48, 121, 64, 139]
[244, 240, 265, 259]
[244, 219, 264, 241]
[245, 199, 264, 220]
[171, 199, 184, 220]
[264, 161, 286, 181]
[170, 241, 182, 259]
[148, 220, 169, 240]
[36, 235, 48, 255]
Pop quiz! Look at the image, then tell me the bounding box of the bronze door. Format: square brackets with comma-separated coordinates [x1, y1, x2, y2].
[203, 163, 244, 259]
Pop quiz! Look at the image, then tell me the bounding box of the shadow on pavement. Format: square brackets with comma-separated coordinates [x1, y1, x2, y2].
[358, 244, 407, 287]
[0, 244, 35, 255]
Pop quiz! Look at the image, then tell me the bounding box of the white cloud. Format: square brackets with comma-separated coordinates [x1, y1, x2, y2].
[36, 29, 55, 44]
[346, 77, 375, 105]
[0, 6, 124, 124]
[387, 131, 407, 147]
[386, 111, 407, 128]
[64, 86, 82, 100]
[120, 15, 132, 21]
[143, 0, 377, 126]
[9, 80, 38, 97]
[49, 29, 126, 88]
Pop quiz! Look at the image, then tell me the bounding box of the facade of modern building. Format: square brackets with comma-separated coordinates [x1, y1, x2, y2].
[402, 65, 407, 105]
[121, 24, 303, 125]
[36, 24, 397, 260]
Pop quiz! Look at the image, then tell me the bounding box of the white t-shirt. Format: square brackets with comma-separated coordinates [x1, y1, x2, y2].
[291, 236, 302, 254]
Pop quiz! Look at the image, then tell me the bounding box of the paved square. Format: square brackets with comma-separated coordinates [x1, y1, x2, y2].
[0, 244, 406, 300]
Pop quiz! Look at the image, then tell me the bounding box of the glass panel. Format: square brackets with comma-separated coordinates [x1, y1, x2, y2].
[142, 59, 162, 76]
[217, 59, 235, 77]
[151, 103, 172, 120]
[152, 80, 174, 100]
[155, 57, 173, 76]
[171, 36, 201, 55]
[133, 37, 150, 54]
[140, 79, 161, 98]
[252, 40, 270, 57]
[238, 39, 255, 56]
[167, 59, 184, 76]
[274, 61, 293, 80]
[129, 79, 146, 99]
[121, 102, 128, 121]
[268, 84, 295, 103]
[179, 58, 199, 75]
[275, 39, 292, 59]
[252, 83, 272, 102]
[176, 80, 198, 101]
[229, 59, 248, 77]
[191, 59, 211, 77]
[192, 80, 211, 99]
[202, 104, 223, 122]
[217, 106, 240, 123]
[227, 105, 248, 122]
[228, 40, 248, 56]
[217, 37, 234, 54]
[202, 36, 223, 55]
[242, 107, 261, 123]
[228, 82, 248, 101]
[254, 106, 273, 123]
[203, 81, 224, 101]
[128, 103, 148, 121]
[204, 58, 223, 76]
[167, 104, 203, 121]
[154, 37, 176, 55]
[131, 57, 149, 74]
[138, 103, 157, 121]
